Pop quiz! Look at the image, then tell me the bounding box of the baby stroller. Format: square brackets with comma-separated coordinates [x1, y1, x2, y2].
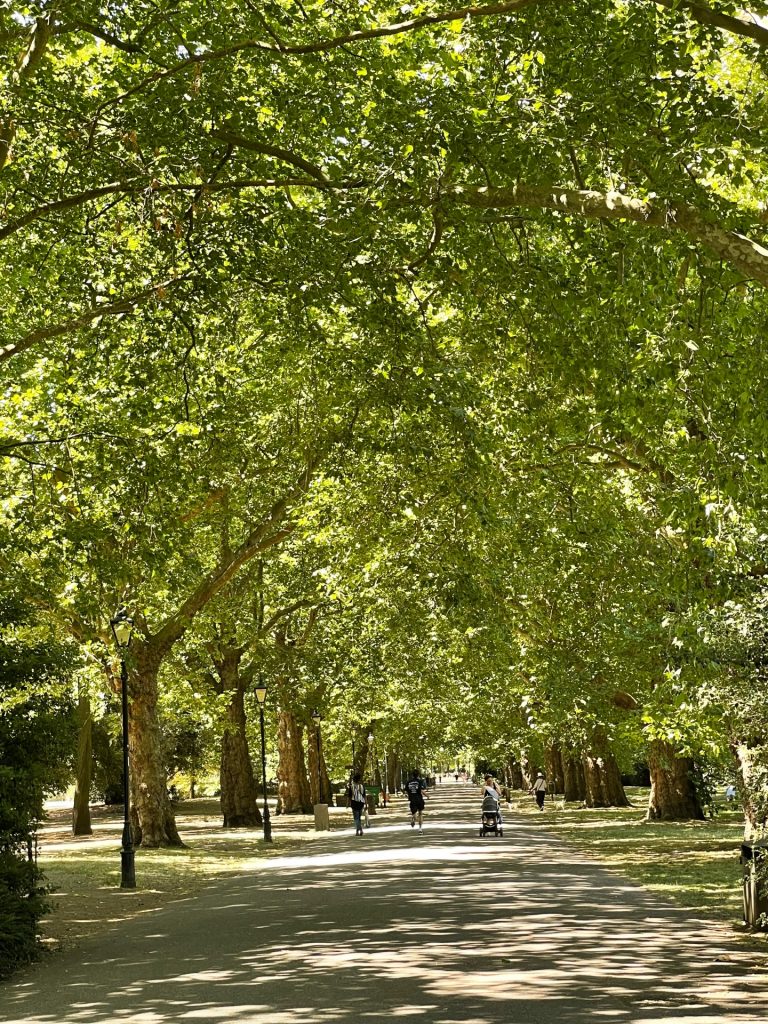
[479, 792, 503, 837]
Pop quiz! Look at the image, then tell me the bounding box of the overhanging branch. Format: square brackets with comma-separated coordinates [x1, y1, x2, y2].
[452, 183, 768, 287]
[0, 277, 186, 362]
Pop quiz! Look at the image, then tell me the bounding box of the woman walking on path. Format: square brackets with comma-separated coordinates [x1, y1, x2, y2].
[349, 773, 366, 836]
[530, 772, 547, 811]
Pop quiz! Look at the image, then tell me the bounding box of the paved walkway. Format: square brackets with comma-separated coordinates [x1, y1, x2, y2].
[2, 784, 767, 1023]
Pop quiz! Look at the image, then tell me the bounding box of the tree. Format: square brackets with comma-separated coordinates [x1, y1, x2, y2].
[0, 588, 76, 976]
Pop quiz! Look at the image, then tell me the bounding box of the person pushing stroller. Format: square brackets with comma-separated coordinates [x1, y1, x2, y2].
[479, 774, 503, 836]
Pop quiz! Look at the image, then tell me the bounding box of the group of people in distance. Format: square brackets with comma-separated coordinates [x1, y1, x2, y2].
[348, 769, 428, 836]
[349, 766, 550, 837]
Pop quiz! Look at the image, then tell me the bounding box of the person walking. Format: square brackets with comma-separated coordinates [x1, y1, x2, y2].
[530, 772, 547, 811]
[349, 773, 366, 836]
[405, 770, 426, 833]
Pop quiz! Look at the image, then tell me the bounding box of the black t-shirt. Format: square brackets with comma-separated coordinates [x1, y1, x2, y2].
[406, 778, 425, 805]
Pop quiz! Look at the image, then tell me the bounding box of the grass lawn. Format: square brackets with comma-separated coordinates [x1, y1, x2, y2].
[509, 787, 751, 928]
[35, 798, 348, 955]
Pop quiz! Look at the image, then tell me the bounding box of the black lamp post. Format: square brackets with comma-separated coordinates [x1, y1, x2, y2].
[311, 709, 323, 804]
[110, 608, 136, 889]
[253, 679, 272, 843]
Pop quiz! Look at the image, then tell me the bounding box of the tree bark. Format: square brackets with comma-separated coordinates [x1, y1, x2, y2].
[520, 753, 533, 791]
[454, 184, 768, 289]
[306, 724, 332, 805]
[731, 740, 767, 839]
[387, 750, 400, 794]
[352, 725, 373, 778]
[583, 731, 630, 808]
[276, 710, 312, 813]
[507, 758, 524, 790]
[217, 650, 261, 828]
[545, 744, 565, 794]
[646, 739, 705, 821]
[129, 649, 183, 847]
[563, 752, 586, 801]
[72, 691, 93, 836]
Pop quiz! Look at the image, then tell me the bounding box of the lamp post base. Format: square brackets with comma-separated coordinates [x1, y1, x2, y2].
[263, 805, 273, 843]
[120, 848, 136, 889]
[313, 803, 330, 831]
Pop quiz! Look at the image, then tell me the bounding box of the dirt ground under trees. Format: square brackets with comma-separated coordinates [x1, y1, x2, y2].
[36, 796, 370, 956]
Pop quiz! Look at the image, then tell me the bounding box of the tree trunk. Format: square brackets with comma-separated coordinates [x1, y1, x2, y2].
[276, 710, 312, 813]
[354, 729, 370, 774]
[582, 750, 630, 808]
[602, 750, 630, 806]
[218, 653, 261, 828]
[582, 728, 630, 808]
[520, 753, 533, 791]
[646, 738, 705, 821]
[130, 650, 183, 847]
[306, 724, 332, 805]
[563, 752, 586, 802]
[731, 740, 767, 839]
[72, 692, 93, 836]
[545, 744, 565, 794]
[387, 751, 400, 794]
[507, 758, 524, 790]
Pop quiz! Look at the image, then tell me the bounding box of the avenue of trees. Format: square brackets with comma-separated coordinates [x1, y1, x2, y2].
[3, 0, 768, 970]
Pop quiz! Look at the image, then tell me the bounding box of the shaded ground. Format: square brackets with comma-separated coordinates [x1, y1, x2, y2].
[35, 797, 362, 954]
[5, 784, 768, 1023]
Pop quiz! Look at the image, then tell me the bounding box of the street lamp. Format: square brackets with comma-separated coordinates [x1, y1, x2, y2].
[253, 679, 272, 843]
[110, 608, 136, 889]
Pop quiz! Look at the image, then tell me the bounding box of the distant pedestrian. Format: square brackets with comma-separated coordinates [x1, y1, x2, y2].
[405, 770, 426, 833]
[349, 773, 366, 836]
[725, 784, 737, 803]
[530, 772, 547, 811]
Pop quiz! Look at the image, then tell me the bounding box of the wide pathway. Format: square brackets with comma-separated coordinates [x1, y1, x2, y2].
[2, 783, 767, 1024]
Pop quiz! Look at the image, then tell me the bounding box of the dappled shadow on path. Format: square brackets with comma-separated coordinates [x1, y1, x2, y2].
[4, 786, 768, 1024]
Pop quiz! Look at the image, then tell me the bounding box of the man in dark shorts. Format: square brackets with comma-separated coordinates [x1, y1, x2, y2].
[405, 770, 426, 833]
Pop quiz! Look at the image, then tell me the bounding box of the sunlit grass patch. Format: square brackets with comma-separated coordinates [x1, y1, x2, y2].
[512, 789, 749, 925]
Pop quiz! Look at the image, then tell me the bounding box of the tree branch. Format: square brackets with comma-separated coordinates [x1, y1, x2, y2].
[656, 0, 768, 49]
[260, 600, 316, 636]
[56, 20, 147, 54]
[451, 183, 768, 287]
[93, 0, 541, 114]
[209, 128, 328, 181]
[0, 177, 364, 243]
[0, 277, 185, 362]
[150, 456, 320, 656]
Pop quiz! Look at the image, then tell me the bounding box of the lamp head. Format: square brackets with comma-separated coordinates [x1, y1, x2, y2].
[367, 732, 374, 743]
[110, 608, 134, 650]
[254, 683, 267, 706]
[311, 709, 321, 724]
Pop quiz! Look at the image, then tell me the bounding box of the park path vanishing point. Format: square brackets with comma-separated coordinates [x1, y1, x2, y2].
[1, 781, 767, 1024]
